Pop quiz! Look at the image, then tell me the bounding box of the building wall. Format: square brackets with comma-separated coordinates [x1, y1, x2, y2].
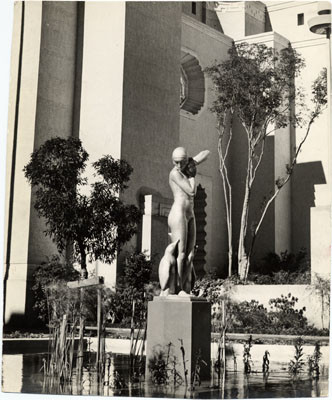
[244, 1, 266, 36]
[266, 1, 330, 274]
[182, 2, 223, 32]
[180, 14, 233, 275]
[229, 118, 276, 266]
[215, 2, 246, 40]
[266, 2, 330, 202]
[4, 2, 83, 326]
[4, 2, 43, 326]
[119, 2, 182, 276]
[266, 1, 323, 43]
[78, 2, 127, 285]
[215, 1, 266, 40]
[4, 1, 330, 326]
[28, 2, 79, 265]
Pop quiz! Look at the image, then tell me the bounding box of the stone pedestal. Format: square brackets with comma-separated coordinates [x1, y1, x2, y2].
[145, 296, 211, 384]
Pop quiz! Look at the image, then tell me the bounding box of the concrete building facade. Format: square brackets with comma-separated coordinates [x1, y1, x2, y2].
[3, 1, 331, 327]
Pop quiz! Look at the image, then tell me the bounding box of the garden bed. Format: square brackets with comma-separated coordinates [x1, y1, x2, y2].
[3, 329, 329, 347]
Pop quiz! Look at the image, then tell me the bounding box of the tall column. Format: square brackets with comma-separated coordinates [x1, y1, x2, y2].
[78, 2, 127, 287]
[4, 2, 43, 326]
[4, 2, 82, 326]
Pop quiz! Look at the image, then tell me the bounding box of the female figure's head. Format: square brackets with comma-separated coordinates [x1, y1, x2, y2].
[172, 147, 188, 172]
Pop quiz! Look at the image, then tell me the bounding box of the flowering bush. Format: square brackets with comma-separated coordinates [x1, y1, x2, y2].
[193, 276, 328, 336]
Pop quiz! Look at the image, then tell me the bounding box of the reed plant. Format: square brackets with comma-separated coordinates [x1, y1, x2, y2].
[288, 337, 305, 376]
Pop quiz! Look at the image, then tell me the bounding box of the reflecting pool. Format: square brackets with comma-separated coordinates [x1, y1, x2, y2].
[2, 343, 329, 398]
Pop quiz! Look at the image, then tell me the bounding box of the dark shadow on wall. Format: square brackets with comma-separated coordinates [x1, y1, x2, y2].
[3, 279, 43, 332]
[248, 135, 275, 266]
[291, 161, 326, 258]
[194, 184, 207, 278]
[230, 119, 275, 275]
[265, 7, 273, 32]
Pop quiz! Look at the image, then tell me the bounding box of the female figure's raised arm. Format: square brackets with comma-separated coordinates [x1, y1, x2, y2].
[170, 169, 196, 197]
[193, 150, 210, 165]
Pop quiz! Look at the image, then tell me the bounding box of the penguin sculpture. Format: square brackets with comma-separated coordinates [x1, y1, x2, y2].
[158, 239, 179, 296]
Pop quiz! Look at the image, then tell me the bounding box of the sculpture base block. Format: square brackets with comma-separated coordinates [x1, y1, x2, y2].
[145, 296, 211, 383]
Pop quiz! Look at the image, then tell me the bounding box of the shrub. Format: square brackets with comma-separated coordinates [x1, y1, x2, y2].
[248, 249, 311, 284]
[32, 251, 156, 328]
[195, 274, 328, 335]
[102, 252, 155, 327]
[268, 293, 308, 334]
[32, 255, 80, 322]
[193, 274, 235, 333]
[230, 300, 270, 334]
[230, 294, 328, 335]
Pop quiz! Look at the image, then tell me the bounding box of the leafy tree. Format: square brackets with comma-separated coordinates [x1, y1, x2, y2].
[206, 43, 327, 280]
[24, 137, 141, 278]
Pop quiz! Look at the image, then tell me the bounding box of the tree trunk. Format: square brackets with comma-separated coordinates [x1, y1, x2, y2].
[321, 293, 325, 330]
[78, 240, 87, 279]
[228, 247, 233, 278]
[217, 120, 233, 277]
[238, 177, 251, 280]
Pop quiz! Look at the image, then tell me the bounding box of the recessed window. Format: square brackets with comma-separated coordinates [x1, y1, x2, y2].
[180, 67, 188, 107]
[180, 52, 205, 115]
[297, 13, 304, 25]
[202, 2, 207, 23]
[192, 2, 197, 15]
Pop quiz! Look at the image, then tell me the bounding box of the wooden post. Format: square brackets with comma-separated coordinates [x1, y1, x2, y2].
[129, 298, 136, 370]
[58, 314, 67, 379]
[96, 287, 102, 369]
[76, 288, 85, 384]
[222, 300, 226, 372]
[67, 277, 104, 382]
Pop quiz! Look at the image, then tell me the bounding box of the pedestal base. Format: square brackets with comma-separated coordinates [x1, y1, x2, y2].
[145, 296, 211, 384]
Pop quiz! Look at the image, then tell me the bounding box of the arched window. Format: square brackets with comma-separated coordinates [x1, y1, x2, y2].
[180, 52, 205, 115]
[180, 66, 188, 107]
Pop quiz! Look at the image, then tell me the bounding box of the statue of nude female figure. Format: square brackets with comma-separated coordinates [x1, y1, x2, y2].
[167, 147, 210, 296]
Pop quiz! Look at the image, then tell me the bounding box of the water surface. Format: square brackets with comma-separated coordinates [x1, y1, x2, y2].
[2, 345, 329, 398]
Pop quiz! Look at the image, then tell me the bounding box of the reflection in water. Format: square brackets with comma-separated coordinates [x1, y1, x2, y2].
[2, 352, 329, 398]
[2, 354, 23, 393]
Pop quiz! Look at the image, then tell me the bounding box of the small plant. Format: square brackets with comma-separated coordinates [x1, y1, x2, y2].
[112, 371, 127, 389]
[243, 335, 253, 374]
[288, 337, 305, 376]
[191, 349, 207, 390]
[170, 356, 183, 387]
[148, 349, 169, 385]
[233, 353, 237, 372]
[148, 342, 178, 386]
[308, 342, 322, 378]
[179, 339, 189, 386]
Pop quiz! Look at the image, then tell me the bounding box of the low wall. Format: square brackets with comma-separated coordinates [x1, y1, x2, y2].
[231, 284, 329, 329]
